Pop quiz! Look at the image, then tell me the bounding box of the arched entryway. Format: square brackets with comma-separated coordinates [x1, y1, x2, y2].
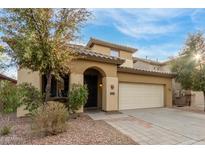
[84, 68, 104, 110]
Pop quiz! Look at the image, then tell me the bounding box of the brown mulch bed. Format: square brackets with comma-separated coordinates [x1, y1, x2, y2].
[0, 113, 136, 145]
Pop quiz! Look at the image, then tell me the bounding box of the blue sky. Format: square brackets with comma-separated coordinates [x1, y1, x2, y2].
[79, 8, 205, 61]
[2, 8, 205, 78]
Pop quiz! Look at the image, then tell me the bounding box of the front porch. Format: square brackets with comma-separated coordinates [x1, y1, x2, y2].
[69, 62, 119, 112]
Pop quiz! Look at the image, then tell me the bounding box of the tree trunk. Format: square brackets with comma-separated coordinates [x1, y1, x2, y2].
[203, 91, 205, 112]
[45, 72, 52, 104]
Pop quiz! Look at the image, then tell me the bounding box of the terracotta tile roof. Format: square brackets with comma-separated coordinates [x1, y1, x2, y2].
[69, 44, 125, 65]
[0, 73, 17, 83]
[133, 56, 184, 65]
[117, 66, 176, 78]
[133, 57, 164, 66]
[86, 37, 138, 53]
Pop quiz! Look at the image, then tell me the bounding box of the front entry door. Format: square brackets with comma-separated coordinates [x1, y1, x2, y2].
[84, 75, 98, 108]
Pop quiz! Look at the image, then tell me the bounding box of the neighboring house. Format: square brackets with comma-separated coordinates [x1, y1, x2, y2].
[133, 57, 162, 71]
[133, 58, 180, 92]
[17, 37, 175, 117]
[134, 56, 204, 109]
[0, 73, 17, 84]
[164, 59, 205, 109]
[0, 74, 17, 111]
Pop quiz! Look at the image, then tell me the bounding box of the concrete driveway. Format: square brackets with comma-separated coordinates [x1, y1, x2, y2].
[88, 108, 205, 145]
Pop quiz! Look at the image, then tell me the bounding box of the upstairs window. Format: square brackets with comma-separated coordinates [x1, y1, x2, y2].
[110, 50, 119, 57]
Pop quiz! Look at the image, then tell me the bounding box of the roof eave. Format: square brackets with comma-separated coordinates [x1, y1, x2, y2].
[77, 53, 125, 65]
[117, 67, 176, 78]
[87, 38, 138, 53]
[0, 74, 17, 83]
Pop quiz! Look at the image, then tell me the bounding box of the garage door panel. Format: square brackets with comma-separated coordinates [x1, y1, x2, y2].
[119, 83, 164, 110]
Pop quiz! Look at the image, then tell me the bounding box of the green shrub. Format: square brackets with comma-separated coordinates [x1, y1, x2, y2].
[32, 102, 68, 135]
[0, 125, 11, 136]
[67, 84, 88, 114]
[0, 80, 20, 113]
[18, 83, 43, 113]
[0, 81, 43, 114]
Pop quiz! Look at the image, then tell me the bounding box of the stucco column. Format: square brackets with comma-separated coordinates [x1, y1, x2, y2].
[102, 77, 118, 111]
[69, 73, 84, 112]
[17, 69, 41, 117]
[164, 82, 172, 107]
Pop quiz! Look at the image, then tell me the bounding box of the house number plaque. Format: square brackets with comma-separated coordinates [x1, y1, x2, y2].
[110, 84, 115, 95]
[110, 92, 115, 95]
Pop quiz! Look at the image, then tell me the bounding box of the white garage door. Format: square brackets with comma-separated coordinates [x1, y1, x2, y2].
[119, 83, 164, 110]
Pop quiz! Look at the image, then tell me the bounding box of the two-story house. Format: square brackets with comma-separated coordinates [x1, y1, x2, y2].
[17, 38, 175, 117]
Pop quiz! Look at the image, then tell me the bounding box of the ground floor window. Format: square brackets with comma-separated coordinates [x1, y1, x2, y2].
[42, 74, 69, 98]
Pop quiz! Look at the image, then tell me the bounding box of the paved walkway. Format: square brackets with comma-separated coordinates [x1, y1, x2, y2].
[88, 108, 205, 145]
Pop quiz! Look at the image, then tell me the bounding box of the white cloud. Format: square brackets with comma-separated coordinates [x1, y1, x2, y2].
[134, 43, 180, 61]
[190, 9, 205, 30]
[91, 9, 192, 39]
[115, 22, 177, 39]
[121, 9, 188, 22]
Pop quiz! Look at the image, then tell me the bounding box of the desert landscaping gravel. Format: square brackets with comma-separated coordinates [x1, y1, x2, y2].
[0, 113, 136, 145]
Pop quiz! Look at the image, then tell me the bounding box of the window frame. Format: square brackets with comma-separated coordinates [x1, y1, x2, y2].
[110, 49, 120, 57]
[42, 74, 69, 100]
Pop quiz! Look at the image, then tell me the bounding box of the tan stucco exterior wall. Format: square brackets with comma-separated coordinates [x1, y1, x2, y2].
[17, 68, 41, 117]
[70, 59, 119, 111]
[70, 59, 117, 77]
[17, 68, 41, 89]
[90, 44, 110, 56]
[134, 60, 161, 71]
[90, 44, 134, 68]
[161, 63, 172, 72]
[69, 73, 83, 86]
[69, 73, 84, 112]
[120, 50, 133, 60]
[117, 72, 173, 107]
[102, 77, 119, 111]
[119, 50, 133, 68]
[120, 59, 133, 68]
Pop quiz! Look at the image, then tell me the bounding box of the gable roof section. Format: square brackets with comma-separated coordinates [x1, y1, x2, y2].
[117, 66, 176, 78]
[0, 74, 17, 83]
[86, 37, 138, 53]
[69, 44, 125, 65]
